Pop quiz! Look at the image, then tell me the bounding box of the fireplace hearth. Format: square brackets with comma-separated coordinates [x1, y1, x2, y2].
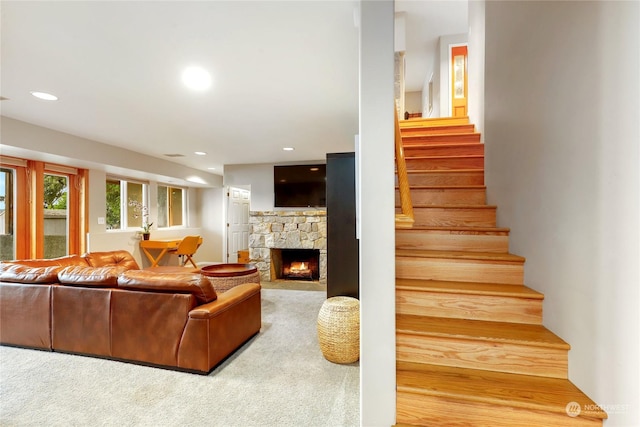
[271, 249, 320, 281]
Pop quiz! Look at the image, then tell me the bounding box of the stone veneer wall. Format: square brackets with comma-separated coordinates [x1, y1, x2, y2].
[249, 211, 327, 284]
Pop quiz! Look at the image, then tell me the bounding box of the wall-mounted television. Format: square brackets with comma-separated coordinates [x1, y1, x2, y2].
[274, 164, 326, 208]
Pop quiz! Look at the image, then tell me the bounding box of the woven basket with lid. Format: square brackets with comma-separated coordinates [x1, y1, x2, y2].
[317, 296, 360, 364]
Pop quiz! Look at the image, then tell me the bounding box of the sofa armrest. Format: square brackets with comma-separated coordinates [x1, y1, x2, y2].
[188, 282, 260, 319]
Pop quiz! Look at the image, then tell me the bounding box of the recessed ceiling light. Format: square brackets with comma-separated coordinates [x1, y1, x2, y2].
[207, 167, 216, 171]
[194, 151, 207, 156]
[186, 176, 207, 185]
[30, 91, 58, 101]
[310, 167, 319, 171]
[182, 66, 212, 91]
[283, 147, 295, 151]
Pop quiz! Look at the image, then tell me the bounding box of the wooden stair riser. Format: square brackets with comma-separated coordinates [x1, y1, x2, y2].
[409, 206, 497, 228]
[396, 229, 509, 253]
[396, 289, 543, 324]
[397, 392, 604, 427]
[396, 334, 568, 378]
[405, 156, 483, 171]
[399, 117, 469, 127]
[396, 256, 524, 285]
[404, 143, 484, 157]
[400, 123, 476, 135]
[402, 133, 481, 146]
[404, 170, 484, 186]
[395, 187, 486, 206]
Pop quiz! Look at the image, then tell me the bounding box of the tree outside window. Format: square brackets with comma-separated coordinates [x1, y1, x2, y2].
[106, 178, 148, 230]
[157, 185, 184, 228]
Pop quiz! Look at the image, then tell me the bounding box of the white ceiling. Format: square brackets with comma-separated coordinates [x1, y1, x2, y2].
[1, 1, 466, 177]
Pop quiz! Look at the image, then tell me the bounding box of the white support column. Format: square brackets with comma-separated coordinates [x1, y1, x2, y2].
[358, 1, 396, 426]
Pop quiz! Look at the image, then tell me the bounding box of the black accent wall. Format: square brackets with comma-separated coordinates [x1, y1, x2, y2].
[326, 152, 359, 299]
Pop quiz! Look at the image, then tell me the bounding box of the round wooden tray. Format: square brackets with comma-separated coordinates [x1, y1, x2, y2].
[200, 263, 258, 278]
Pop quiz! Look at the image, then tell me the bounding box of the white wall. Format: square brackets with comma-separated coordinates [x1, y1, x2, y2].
[405, 91, 423, 115]
[223, 163, 273, 212]
[0, 117, 222, 188]
[484, 1, 639, 425]
[467, 0, 485, 139]
[198, 187, 225, 263]
[424, 52, 439, 118]
[1, 117, 223, 266]
[359, 1, 396, 425]
[224, 162, 326, 213]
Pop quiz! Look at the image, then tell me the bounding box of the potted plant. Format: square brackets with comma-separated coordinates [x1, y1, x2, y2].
[141, 221, 153, 240]
[129, 199, 153, 240]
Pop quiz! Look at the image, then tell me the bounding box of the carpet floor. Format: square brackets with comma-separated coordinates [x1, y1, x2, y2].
[0, 289, 359, 427]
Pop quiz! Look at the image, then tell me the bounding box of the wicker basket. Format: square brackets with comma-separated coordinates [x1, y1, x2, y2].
[317, 296, 360, 364]
[200, 264, 260, 293]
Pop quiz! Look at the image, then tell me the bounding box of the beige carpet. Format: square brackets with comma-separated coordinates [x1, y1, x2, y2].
[0, 289, 359, 427]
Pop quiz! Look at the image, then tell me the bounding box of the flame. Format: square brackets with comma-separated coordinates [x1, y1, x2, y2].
[290, 261, 308, 271]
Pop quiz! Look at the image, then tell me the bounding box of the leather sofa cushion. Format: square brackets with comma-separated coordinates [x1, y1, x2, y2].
[0, 263, 60, 284]
[117, 270, 217, 304]
[2, 255, 88, 268]
[83, 250, 140, 270]
[58, 265, 127, 287]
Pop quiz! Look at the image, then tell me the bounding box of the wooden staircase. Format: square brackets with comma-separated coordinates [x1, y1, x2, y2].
[394, 117, 606, 426]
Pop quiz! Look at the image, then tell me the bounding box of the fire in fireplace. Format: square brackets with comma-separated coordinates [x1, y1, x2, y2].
[285, 261, 313, 280]
[271, 249, 320, 281]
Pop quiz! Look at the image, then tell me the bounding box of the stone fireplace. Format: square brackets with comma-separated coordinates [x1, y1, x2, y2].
[249, 211, 327, 284]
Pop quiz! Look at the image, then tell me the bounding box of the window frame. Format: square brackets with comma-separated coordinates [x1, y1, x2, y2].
[105, 176, 150, 231]
[157, 184, 186, 229]
[0, 156, 85, 260]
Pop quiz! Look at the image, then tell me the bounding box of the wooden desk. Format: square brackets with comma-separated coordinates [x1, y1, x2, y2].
[139, 239, 181, 267]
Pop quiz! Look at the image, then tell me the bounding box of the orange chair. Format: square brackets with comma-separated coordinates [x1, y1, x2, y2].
[169, 235, 202, 268]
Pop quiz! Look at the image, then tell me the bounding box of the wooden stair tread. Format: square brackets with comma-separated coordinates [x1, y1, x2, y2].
[403, 154, 484, 160]
[396, 249, 525, 263]
[403, 142, 480, 147]
[397, 314, 569, 349]
[409, 204, 495, 209]
[397, 225, 510, 233]
[396, 278, 544, 299]
[399, 116, 469, 126]
[400, 123, 475, 133]
[396, 185, 486, 190]
[403, 132, 481, 139]
[397, 362, 607, 419]
[406, 168, 483, 173]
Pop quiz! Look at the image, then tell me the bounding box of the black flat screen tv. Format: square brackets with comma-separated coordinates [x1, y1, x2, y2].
[274, 164, 326, 208]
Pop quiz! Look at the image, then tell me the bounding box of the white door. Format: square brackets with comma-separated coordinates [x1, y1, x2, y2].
[226, 187, 251, 263]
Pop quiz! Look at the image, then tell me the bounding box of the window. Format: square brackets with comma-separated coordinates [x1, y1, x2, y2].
[0, 156, 85, 260]
[43, 173, 69, 259]
[157, 185, 184, 228]
[0, 168, 15, 260]
[106, 178, 149, 230]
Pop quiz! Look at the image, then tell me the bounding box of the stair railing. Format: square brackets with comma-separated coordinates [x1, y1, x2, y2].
[395, 106, 414, 228]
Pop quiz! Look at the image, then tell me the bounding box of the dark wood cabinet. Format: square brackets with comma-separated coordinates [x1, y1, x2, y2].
[326, 152, 359, 299]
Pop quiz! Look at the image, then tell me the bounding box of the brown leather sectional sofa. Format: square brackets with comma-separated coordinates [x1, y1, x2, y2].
[0, 250, 261, 374]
